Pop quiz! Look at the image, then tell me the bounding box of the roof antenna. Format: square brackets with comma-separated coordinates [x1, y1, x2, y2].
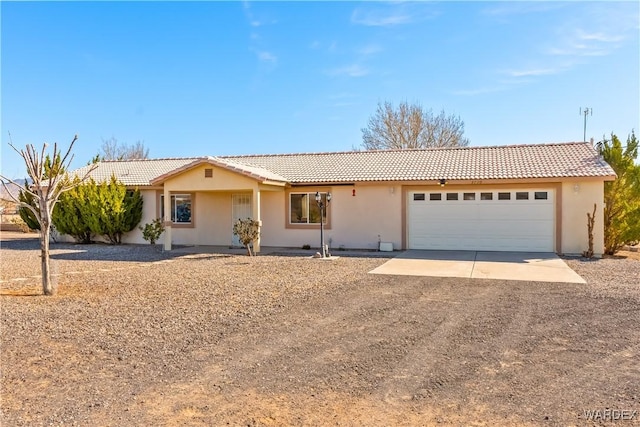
[579, 107, 592, 142]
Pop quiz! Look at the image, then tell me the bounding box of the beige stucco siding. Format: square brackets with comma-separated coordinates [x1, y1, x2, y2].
[162, 164, 258, 192]
[55, 162, 608, 256]
[259, 185, 402, 250]
[194, 192, 232, 246]
[120, 189, 159, 245]
[560, 180, 605, 256]
[330, 185, 402, 250]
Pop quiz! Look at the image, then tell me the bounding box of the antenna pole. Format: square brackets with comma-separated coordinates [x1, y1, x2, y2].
[580, 107, 592, 142]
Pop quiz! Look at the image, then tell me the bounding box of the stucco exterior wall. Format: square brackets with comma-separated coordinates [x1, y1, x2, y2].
[119, 189, 159, 245]
[53, 164, 607, 256]
[160, 165, 262, 247]
[561, 180, 605, 256]
[163, 164, 258, 192]
[259, 185, 402, 250]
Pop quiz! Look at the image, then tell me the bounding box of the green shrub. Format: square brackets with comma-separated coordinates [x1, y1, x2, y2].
[139, 218, 165, 245]
[52, 175, 144, 244]
[18, 184, 40, 231]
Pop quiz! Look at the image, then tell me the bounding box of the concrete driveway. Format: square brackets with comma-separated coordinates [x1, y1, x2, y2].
[369, 250, 586, 283]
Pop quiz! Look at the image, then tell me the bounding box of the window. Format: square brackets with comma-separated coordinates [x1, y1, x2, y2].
[481, 192, 493, 200]
[290, 193, 327, 224]
[516, 192, 529, 200]
[463, 193, 475, 201]
[413, 193, 425, 201]
[498, 192, 511, 200]
[429, 193, 442, 201]
[446, 193, 458, 201]
[534, 191, 548, 200]
[160, 194, 193, 224]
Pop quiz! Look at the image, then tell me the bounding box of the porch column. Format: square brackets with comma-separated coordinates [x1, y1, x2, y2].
[163, 190, 172, 251]
[252, 190, 261, 253]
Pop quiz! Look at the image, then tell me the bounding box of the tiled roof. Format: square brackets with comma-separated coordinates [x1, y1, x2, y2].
[222, 142, 615, 183]
[71, 158, 201, 186]
[72, 142, 615, 186]
[149, 157, 288, 184]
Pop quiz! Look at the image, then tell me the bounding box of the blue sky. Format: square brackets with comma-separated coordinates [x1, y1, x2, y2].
[2, 1, 639, 179]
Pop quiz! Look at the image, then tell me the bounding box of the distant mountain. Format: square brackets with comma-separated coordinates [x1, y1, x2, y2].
[0, 179, 27, 202]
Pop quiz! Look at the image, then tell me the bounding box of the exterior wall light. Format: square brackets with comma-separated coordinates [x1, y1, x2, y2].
[439, 179, 447, 187]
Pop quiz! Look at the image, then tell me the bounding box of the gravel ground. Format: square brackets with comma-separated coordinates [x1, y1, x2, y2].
[1, 232, 639, 426]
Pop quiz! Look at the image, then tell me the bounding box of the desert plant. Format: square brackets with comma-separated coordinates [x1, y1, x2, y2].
[582, 204, 596, 258]
[232, 218, 260, 256]
[139, 218, 165, 245]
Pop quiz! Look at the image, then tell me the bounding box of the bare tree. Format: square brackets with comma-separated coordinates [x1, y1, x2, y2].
[361, 101, 470, 150]
[100, 137, 149, 160]
[0, 135, 95, 295]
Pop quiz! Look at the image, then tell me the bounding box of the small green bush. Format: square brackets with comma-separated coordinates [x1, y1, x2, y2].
[139, 218, 165, 245]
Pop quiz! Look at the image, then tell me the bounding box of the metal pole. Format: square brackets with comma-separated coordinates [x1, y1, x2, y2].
[581, 107, 592, 143]
[320, 201, 326, 258]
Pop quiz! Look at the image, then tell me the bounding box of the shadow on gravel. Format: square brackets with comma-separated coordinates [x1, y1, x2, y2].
[1, 235, 186, 263]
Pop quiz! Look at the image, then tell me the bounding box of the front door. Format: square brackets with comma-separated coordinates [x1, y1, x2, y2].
[231, 193, 252, 246]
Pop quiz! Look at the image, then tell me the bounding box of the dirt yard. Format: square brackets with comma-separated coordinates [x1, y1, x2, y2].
[1, 232, 639, 426]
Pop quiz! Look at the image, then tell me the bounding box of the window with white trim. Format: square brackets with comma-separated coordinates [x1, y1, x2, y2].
[290, 192, 328, 224]
[160, 194, 193, 223]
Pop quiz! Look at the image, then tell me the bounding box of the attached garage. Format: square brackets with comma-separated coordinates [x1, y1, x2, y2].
[408, 189, 555, 252]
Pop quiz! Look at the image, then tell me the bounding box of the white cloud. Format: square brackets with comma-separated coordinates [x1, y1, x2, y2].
[482, 2, 566, 18]
[545, 26, 627, 58]
[242, 1, 276, 28]
[326, 64, 369, 78]
[505, 68, 560, 78]
[328, 92, 358, 100]
[451, 86, 507, 97]
[242, 2, 278, 69]
[357, 44, 383, 56]
[308, 40, 338, 53]
[479, 2, 638, 94]
[577, 30, 624, 43]
[351, 8, 411, 27]
[257, 51, 277, 63]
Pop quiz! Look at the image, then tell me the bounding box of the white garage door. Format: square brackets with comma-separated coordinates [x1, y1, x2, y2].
[408, 189, 554, 252]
